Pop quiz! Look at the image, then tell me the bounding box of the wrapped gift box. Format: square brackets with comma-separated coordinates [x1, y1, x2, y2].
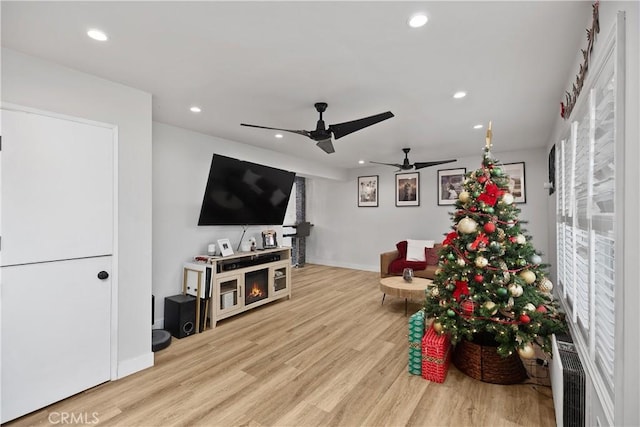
[408, 309, 426, 375]
[421, 324, 451, 383]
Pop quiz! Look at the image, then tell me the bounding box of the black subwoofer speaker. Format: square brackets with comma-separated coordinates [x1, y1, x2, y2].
[164, 294, 196, 338]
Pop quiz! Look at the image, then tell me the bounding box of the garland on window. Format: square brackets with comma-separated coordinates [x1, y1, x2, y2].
[560, 1, 600, 119]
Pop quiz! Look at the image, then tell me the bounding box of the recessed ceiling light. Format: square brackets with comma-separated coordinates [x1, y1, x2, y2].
[190, 106, 202, 113]
[474, 124, 484, 129]
[358, 160, 365, 164]
[408, 13, 428, 28]
[275, 134, 283, 139]
[87, 29, 108, 41]
[453, 91, 467, 99]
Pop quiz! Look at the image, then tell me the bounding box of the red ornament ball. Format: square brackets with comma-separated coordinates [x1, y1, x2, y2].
[478, 176, 487, 184]
[461, 300, 475, 316]
[483, 222, 496, 233]
[470, 206, 478, 212]
[519, 314, 531, 324]
[474, 274, 484, 283]
[509, 236, 517, 243]
[536, 305, 548, 313]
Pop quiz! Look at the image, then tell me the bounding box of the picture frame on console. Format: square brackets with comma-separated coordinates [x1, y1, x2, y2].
[437, 168, 466, 206]
[357, 175, 378, 207]
[217, 238, 234, 257]
[396, 172, 420, 207]
[502, 162, 527, 203]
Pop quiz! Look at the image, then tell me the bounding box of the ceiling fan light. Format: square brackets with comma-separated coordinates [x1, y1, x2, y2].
[474, 124, 484, 129]
[408, 14, 428, 28]
[190, 106, 202, 113]
[274, 133, 283, 139]
[453, 91, 467, 99]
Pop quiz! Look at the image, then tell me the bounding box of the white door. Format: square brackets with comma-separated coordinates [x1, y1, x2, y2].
[1, 108, 115, 423]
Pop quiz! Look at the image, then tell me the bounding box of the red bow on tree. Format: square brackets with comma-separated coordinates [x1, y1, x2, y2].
[477, 183, 504, 206]
[453, 280, 469, 301]
[443, 231, 458, 246]
[471, 233, 489, 250]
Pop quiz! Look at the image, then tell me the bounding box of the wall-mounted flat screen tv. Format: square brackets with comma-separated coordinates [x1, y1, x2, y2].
[198, 154, 296, 226]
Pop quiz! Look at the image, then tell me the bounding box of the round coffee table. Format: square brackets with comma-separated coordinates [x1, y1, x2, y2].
[379, 276, 434, 315]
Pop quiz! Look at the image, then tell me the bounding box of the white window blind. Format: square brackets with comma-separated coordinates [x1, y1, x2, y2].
[555, 30, 618, 399]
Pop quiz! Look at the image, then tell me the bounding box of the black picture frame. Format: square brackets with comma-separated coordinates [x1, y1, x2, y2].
[502, 162, 527, 203]
[396, 172, 420, 206]
[437, 168, 466, 206]
[357, 175, 379, 207]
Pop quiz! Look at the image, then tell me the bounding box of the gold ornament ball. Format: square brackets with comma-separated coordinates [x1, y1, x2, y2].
[457, 217, 478, 234]
[483, 301, 498, 315]
[459, 191, 470, 203]
[518, 343, 536, 359]
[516, 234, 526, 244]
[457, 257, 467, 266]
[508, 283, 523, 297]
[431, 287, 440, 297]
[523, 303, 536, 312]
[475, 256, 488, 268]
[502, 193, 515, 205]
[520, 270, 536, 284]
[433, 321, 444, 333]
[539, 279, 554, 293]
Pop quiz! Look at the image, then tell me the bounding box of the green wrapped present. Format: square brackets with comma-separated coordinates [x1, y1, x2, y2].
[408, 309, 426, 375]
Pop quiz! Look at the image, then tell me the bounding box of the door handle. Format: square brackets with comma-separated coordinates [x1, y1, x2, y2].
[97, 271, 109, 280]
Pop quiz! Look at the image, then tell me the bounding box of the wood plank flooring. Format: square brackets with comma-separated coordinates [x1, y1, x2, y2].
[6, 264, 556, 427]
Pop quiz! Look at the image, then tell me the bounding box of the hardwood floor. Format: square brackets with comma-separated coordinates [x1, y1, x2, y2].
[6, 265, 556, 427]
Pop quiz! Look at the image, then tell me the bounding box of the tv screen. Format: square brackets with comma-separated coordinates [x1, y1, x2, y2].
[198, 154, 296, 226]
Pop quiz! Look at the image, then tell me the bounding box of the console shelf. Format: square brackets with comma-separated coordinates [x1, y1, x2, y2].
[183, 247, 291, 331]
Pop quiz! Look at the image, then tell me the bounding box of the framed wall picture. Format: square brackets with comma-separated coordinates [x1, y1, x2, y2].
[396, 172, 419, 206]
[502, 162, 527, 203]
[358, 175, 379, 207]
[217, 238, 234, 257]
[437, 168, 466, 206]
[548, 145, 556, 195]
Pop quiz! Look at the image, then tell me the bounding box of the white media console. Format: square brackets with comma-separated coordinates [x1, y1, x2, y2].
[182, 247, 292, 331]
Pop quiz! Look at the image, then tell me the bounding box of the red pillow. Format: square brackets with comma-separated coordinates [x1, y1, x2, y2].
[396, 240, 408, 259]
[389, 258, 428, 274]
[425, 247, 439, 265]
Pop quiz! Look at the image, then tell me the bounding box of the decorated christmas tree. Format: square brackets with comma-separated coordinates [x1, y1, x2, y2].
[423, 123, 565, 358]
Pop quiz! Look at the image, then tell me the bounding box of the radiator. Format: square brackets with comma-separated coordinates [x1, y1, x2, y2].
[551, 334, 586, 427]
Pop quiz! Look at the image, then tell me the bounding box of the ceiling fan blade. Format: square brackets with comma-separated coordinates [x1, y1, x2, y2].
[316, 139, 335, 154]
[240, 123, 310, 138]
[413, 159, 457, 170]
[328, 111, 394, 140]
[369, 161, 403, 168]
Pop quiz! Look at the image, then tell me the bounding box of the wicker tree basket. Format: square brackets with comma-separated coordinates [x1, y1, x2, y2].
[452, 335, 528, 385]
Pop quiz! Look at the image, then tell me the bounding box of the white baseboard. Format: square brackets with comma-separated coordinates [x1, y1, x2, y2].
[305, 258, 378, 272]
[117, 352, 154, 379]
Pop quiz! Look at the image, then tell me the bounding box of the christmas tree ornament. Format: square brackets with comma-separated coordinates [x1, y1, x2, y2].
[539, 279, 553, 293]
[520, 270, 536, 284]
[483, 222, 496, 233]
[435, 267, 443, 275]
[530, 254, 542, 265]
[515, 234, 526, 244]
[492, 167, 503, 176]
[433, 321, 444, 333]
[536, 305, 548, 313]
[502, 193, 514, 205]
[474, 274, 484, 283]
[466, 243, 475, 251]
[497, 287, 508, 298]
[447, 253, 455, 261]
[523, 303, 536, 312]
[519, 314, 531, 324]
[439, 299, 447, 307]
[447, 309, 456, 317]
[459, 191, 470, 203]
[517, 258, 527, 266]
[475, 256, 488, 268]
[483, 301, 498, 315]
[461, 299, 475, 316]
[477, 175, 487, 184]
[497, 228, 506, 241]
[518, 343, 536, 359]
[431, 287, 440, 297]
[508, 283, 523, 297]
[457, 217, 478, 234]
[457, 257, 466, 266]
[506, 297, 515, 310]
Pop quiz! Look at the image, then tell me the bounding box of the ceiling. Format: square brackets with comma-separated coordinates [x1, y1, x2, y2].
[1, 1, 591, 170]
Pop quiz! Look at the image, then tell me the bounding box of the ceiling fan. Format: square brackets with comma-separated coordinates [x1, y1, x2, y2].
[371, 148, 456, 171]
[240, 102, 394, 154]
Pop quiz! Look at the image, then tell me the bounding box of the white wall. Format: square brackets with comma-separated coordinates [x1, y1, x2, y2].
[152, 122, 344, 324]
[544, 2, 639, 425]
[305, 147, 551, 272]
[1, 48, 154, 377]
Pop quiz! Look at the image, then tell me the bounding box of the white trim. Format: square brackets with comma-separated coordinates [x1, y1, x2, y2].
[117, 352, 154, 380]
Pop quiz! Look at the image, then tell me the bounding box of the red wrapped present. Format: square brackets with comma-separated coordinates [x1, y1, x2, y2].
[421, 324, 451, 383]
